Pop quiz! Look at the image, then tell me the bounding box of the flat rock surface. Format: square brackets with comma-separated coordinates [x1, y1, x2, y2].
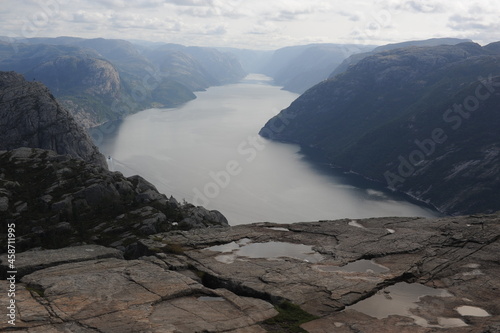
[144, 214, 500, 332]
[1, 257, 276, 332]
[0, 244, 123, 278]
[2, 214, 499, 332]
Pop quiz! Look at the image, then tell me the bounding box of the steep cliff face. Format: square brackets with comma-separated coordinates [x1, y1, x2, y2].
[0, 148, 228, 254]
[260, 43, 500, 215]
[27, 55, 122, 127]
[0, 71, 107, 168]
[26, 55, 120, 97]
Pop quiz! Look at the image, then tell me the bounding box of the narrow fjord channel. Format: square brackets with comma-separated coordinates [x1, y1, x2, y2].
[93, 74, 437, 225]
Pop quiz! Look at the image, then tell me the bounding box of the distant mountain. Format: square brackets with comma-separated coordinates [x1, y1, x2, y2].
[216, 47, 273, 73]
[259, 43, 375, 93]
[260, 42, 500, 215]
[143, 44, 246, 91]
[330, 38, 472, 78]
[0, 37, 246, 127]
[0, 71, 107, 168]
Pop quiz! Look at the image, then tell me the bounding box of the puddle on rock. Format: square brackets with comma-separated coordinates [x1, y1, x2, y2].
[346, 282, 465, 328]
[317, 259, 389, 274]
[204, 238, 251, 253]
[204, 240, 324, 264]
[266, 227, 290, 232]
[455, 305, 490, 317]
[348, 220, 366, 229]
[437, 317, 468, 327]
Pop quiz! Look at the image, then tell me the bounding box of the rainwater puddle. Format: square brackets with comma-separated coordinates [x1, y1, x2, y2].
[347, 282, 467, 328]
[348, 220, 366, 229]
[455, 305, 490, 317]
[437, 317, 468, 327]
[317, 259, 389, 273]
[266, 227, 290, 232]
[204, 239, 324, 264]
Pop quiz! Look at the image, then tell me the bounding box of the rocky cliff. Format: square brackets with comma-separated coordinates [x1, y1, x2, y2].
[260, 42, 500, 215]
[1, 214, 498, 332]
[0, 71, 107, 168]
[0, 148, 228, 255]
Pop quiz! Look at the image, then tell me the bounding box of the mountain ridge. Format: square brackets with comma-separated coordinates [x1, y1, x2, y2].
[0, 37, 247, 127]
[260, 42, 500, 215]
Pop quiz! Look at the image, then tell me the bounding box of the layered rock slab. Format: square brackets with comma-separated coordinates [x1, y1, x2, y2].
[0, 71, 107, 168]
[1, 257, 276, 332]
[143, 214, 500, 331]
[0, 244, 122, 279]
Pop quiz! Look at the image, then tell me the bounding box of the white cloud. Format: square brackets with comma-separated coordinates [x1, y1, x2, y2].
[0, 0, 499, 49]
[247, 22, 279, 35]
[336, 10, 364, 22]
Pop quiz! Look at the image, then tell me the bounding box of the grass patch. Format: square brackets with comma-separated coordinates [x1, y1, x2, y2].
[26, 286, 45, 297]
[161, 242, 185, 255]
[262, 301, 318, 332]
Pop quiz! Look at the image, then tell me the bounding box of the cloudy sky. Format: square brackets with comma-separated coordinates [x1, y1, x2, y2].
[1, 0, 499, 49]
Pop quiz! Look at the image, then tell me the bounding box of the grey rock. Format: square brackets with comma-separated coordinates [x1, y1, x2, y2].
[3, 214, 500, 332]
[0, 196, 8, 211]
[0, 71, 107, 168]
[0, 245, 123, 278]
[15, 201, 28, 212]
[5, 257, 276, 332]
[181, 206, 229, 229]
[143, 214, 500, 331]
[0, 148, 230, 251]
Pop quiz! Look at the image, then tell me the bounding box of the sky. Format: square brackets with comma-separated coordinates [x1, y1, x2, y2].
[1, 0, 500, 50]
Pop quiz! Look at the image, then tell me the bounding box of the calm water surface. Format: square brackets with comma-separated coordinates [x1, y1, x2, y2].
[96, 74, 437, 225]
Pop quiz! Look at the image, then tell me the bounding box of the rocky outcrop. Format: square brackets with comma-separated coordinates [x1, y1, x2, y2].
[0, 148, 228, 254]
[0, 71, 107, 168]
[140, 213, 500, 332]
[1, 214, 498, 332]
[0, 255, 276, 332]
[0, 245, 122, 279]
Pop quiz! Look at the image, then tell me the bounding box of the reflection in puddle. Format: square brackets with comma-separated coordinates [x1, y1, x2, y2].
[437, 317, 468, 327]
[455, 305, 490, 317]
[204, 240, 324, 264]
[317, 259, 389, 273]
[347, 282, 466, 328]
[348, 220, 366, 229]
[266, 227, 290, 232]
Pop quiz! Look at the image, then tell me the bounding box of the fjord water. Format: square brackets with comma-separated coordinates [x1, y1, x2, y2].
[96, 74, 436, 225]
